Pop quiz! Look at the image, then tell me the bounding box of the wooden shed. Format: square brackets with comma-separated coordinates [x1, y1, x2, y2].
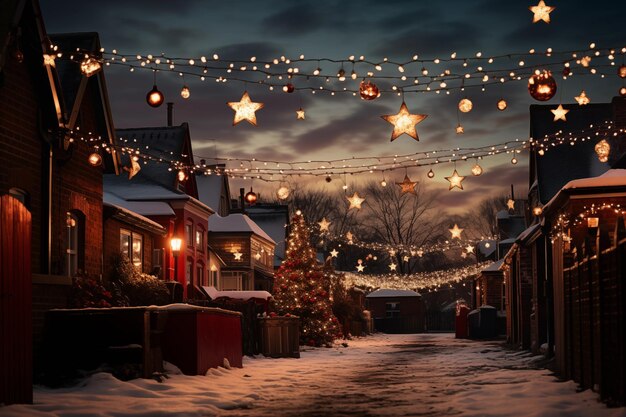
[366, 289, 424, 334]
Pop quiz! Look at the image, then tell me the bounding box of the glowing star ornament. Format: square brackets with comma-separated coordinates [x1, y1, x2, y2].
[318, 217, 331, 232]
[529, 0, 555, 23]
[396, 175, 417, 195]
[471, 164, 483, 176]
[445, 169, 465, 190]
[389, 262, 397, 271]
[228, 91, 264, 126]
[233, 251, 243, 261]
[330, 249, 339, 258]
[402, 255, 410, 262]
[507, 199, 515, 210]
[381, 101, 427, 142]
[595, 139, 610, 162]
[575, 91, 590, 105]
[458, 98, 473, 113]
[466, 245, 475, 254]
[296, 108, 306, 120]
[551, 104, 569, 121]
[347, 192, 365, 210]
[356, 264, 365, 272]
[455, 124, 465, 134]
[124, 157, 141, 179]
[449, 224, 464, 239]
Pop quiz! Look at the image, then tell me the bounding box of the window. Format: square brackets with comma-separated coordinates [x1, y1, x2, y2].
[385, 302, 401, 318]
[120, 229, 143, 270]
[195, 228, 204, 252]
[220, 271, 246, 291]
[209, 265, 218, 287]
[196, 263, 204, 286]
[186, 258, 193, 285]
[186, 222, 194, 247]
[66, 212, 79, 276]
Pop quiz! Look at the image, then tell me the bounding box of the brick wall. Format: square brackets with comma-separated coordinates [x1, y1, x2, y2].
[103, 216, 156, 278]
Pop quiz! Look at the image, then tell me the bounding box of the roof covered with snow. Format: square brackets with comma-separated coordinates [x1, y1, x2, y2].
[197, 174, 226, 213]
[560, 169, 626, 190]
[366, 289, 421, 298]
[104, 191, 174, 217]
[482, 259, 505, 273]
[209, 213, 275, 244]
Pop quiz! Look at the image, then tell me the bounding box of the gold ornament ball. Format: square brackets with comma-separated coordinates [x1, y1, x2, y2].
[471, 164, 483, 176]
[359, 80, 381, 100]
[458, 98, 473, 113]
[427, 169, 435, 179]
[497, 99, 507, 111]
[245, 189, 258, 205]
[180, 85, 190, 99]
[277, 186, 290, 200]
[528, 70, 557, 101]
[619, 65, 626, 79]
[620, 87, 626, 97]
[88, 152, 102, 167]
[146, 85, 164, 107]
[595, 139, 610, 163]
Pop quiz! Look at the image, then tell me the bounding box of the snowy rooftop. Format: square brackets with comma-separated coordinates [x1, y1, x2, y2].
[209, 213, 275, 244]
[544, 169, 626, 213]
[103, 192, 174, 217]
[366, 289, 421, 298]
[482, 258, 505, 273]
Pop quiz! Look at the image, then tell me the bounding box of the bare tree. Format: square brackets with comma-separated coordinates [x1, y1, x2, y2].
[463, 195, 509, 239]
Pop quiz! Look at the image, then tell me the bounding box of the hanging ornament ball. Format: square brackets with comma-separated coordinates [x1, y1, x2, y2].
[88, 152, 102, 167]
[562, 66, 571, 77]
[283, 83, 295, 93]
[471, 164, 483, 176]
[620, 87, 626, 97]
[359, 80, 381, 100]
[619, 65, 626, 79]
[277, 186, 290, 200]
[497, 99, 508, 111]
[146, 84, 164, 107]
[511, 157, 518, 165]
[380, 180, 387, 187]
[325, 175, 332, 183]
[528, 70, 557, 101]
[180, 85, 190, 99]
[427, 169, 435, 179]
[458, 98, 473, 113]
[595, 139, 611, 163]
[245, 188, 258, 205]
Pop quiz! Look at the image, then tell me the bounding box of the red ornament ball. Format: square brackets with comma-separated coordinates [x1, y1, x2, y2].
[619, 65, 626, 79]
[359, 80, 381, 100]
[283, 83, 295, 93]
[528, 70, 557, 101]
[562, 67, 571, 77]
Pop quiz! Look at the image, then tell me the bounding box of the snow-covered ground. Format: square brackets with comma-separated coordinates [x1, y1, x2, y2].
[2, 333, 625, 417]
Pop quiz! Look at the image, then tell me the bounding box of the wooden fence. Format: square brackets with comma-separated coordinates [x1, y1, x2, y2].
[560, 221, 625, 405]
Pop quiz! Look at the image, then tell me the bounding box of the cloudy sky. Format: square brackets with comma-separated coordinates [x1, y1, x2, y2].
[41, 0, 626, 212]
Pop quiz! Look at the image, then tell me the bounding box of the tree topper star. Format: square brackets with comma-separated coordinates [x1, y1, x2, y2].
[529, 0, 555, 24]
[575, 91, 590, 105]
[330, 249, 339, 258]
[445, 169, 465, 190]
[318, 217, 331, 232]
[381, 101, 427, 142]
[296, 108, 306, 120]
[389, 262, 397, 271]
[551, 104, 569, 121]
[396, 175, 418, 195]
[228, 91, 264, 126]
[347, 192, 365, 210]
[455, 124, 465, 134]
[449, 224, 464, 239]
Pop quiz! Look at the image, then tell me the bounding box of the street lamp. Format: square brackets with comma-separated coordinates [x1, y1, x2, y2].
[170, 237, 182, 281]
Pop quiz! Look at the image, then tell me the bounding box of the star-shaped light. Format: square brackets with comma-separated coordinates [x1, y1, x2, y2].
[507, 199, 515, 210]
[356, 264, 365, 272]
[124, 158, 141, 179]
[381, 102, 427, 142]
[455, 124, 465, 134]
[445, 169, 465, 190]
[466, 245, 475, 254]
[575, 91, 590, 105]
[396, 175, 417, 195]
[227, 91, 264, 126]
[296, 108, 306, 120]
[449, 224, 464, 239]
[551, 104, 569, 122]
[347, 192, 365, 210]
[402, 255, 410, 262]
[346, 231, 354, 242]
[330, 249, 339, 258]
[389, 262, 397, 271]
[417, 250, 424, 257]
[318, 217, 331, 232]
[233, 251, 243, 260]
[529, 0, 554, 24]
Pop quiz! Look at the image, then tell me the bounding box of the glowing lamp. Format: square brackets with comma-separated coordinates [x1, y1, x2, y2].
[619, 65, 626, 79]
[587, 217, 599, 229]
[146, 84, 164, 107]
[528, 70, 557, 101]
[180, 85, 190, 99]
[458, 98, 473, 113]
[497, 99, 507, 111]
[594, 139, 610, 162]
[471, 164, 483, 176]
[88, 152, 102, 167]
[170, 237, 182, 256]
[532, 206, 543, 216]
[359, 80, 381, 100]
[80, 57, 101, 77]
[245, 188, 258, 205]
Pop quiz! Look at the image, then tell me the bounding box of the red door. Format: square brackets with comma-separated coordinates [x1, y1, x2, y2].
[0, 194, 32, 404]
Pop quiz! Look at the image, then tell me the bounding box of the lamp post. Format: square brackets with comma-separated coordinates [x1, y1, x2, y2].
[170, 237, 182, 282]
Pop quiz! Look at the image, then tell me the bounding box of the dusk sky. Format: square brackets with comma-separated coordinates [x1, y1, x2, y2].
[41, 0, 626, 212]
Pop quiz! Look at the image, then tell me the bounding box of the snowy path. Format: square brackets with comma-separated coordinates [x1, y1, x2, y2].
[2, 333, 626, 417]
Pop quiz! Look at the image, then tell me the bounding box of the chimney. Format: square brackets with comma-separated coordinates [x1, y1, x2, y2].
[239, 187, 246, 214]
[167, 102, 174, 127]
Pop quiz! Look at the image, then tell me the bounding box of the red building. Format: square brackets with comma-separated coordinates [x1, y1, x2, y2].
[366, 289, 424, 333]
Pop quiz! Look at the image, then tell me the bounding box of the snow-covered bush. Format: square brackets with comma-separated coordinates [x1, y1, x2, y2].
[108, 253, 170, 306]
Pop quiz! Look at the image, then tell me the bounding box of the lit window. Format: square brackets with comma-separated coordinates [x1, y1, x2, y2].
[120, 229, 143, 270]
[186, 258, 193, 285]
[195, 228, 204, 251]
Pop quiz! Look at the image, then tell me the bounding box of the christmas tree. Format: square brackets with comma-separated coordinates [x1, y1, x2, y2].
[273, 210, 342, 347]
